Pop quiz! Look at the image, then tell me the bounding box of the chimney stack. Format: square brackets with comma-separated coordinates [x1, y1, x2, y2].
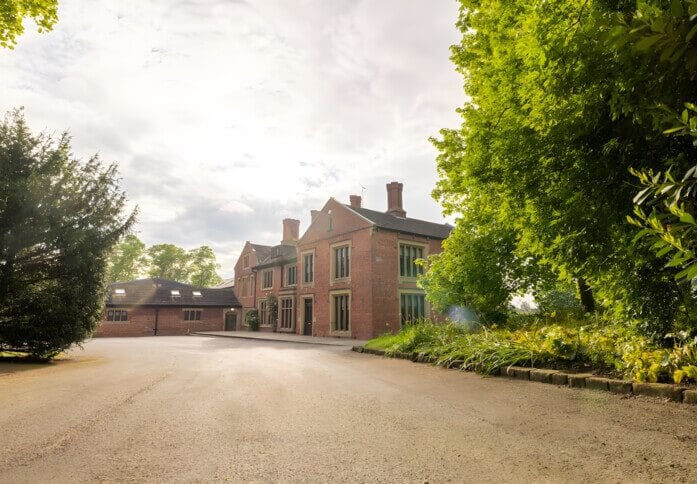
[349, 195, 362, 208]
[386, 182, 406, 217]
[310, 210, 320, 222]
[282, 218, 300, 244]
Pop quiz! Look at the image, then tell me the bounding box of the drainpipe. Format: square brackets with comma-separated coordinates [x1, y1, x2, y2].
[153, 308, 159, 336]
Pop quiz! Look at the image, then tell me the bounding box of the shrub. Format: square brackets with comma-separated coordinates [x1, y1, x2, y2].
[245, 309, 259, 332]
[365, 320, 697, 384]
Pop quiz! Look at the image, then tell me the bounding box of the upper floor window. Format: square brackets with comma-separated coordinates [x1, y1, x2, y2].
[243, 254, 250, 269]
[303, 252, 314, 284]
[285, 265, 297, 287]
[262, 270, 273, 289]
[333, 245, 350, 279]
[106, 309, 128, 322]
[399, 244, 424, 278]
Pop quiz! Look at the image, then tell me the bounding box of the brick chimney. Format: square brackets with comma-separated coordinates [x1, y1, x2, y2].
[386, 181, 406, 218]
[310, 210, 320, 222]
[349, 195, 362, 208]
[282, 218, 300, 244]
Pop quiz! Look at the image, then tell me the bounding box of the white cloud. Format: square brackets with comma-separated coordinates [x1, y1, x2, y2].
[0, 0, 464, 278]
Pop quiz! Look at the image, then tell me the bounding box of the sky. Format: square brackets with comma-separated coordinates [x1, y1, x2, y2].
[0, 0, 464, 279]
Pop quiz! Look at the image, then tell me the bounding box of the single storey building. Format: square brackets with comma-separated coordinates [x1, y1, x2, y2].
[95, 278, 242, 337]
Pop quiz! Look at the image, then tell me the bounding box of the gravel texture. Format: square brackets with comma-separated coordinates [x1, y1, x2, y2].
[1, 336, 697, 483]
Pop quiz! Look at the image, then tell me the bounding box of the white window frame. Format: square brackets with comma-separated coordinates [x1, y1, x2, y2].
[105, 308, 129, 323]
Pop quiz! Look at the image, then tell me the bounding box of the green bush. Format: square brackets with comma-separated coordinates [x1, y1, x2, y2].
[365, 320, 697, 384]
[245, 309, 259, 332]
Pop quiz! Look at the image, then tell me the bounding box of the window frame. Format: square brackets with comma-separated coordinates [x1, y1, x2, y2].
[399, 290, 427, 325]
[183, 309, 202, 322]
[243, 254, 250, 269]
[284, 264, 297, 287]
[105, 308, 129, 322]
[301, 250, 315, 286]
[329, 290, 351, 335]
[398, 241, 427, 280]
[262, 269, 274, 290]
[330, 241, 351, 284]
[259, 300, 270, 327]
[279, 296, 294, 332]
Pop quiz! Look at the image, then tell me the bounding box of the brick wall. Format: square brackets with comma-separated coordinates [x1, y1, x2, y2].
[94, 306, 226, 337]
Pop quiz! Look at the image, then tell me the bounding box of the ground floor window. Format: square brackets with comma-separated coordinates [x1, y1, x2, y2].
[106, 309, 128, 322]
[259, 301, 269, 326]
[183, 309, 202, 321]
[331, 292, 350, 333]
[279, 297, 294, 330]
[400, 293, 425, 323]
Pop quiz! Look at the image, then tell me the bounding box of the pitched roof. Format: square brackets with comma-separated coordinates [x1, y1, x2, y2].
[253, 244, 297, 269]
[346, 205, 452, 239]
[212, 277, 235, 289]
[106, 278, 241, 308]
[250, 243, 273, 260]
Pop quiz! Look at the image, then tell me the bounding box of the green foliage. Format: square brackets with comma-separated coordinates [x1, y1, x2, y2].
[0, 0, 58, 48]
[107, 239, 224, 287]
[430, 0, 697, 333]
[366, 321, 697, 384]
[147, 244, 189, 282]
[245, 309, 259, 332]
[265, 293, 278, 332]
[0, 109, 135, 358]
[106, 234, 146, 284]
[188, 246, 223, 288]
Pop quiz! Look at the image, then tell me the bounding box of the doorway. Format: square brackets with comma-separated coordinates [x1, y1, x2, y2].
[302, 298, 313, 336]
[225, 312, 237, 331]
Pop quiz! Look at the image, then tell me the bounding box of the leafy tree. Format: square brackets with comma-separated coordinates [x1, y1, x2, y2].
[188, 245, 223, 287]
[106, 234, 146, 284]
[432, 0, 697, 332]
[0, 109, 135, 358]
[0, 0, 58, 49]
[146, 243, 189, 282]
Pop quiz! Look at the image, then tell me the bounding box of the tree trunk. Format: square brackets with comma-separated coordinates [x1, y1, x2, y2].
[577, 277, 596, 313]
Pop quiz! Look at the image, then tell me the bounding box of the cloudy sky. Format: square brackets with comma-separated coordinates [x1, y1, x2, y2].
[0, 0, 464, 278]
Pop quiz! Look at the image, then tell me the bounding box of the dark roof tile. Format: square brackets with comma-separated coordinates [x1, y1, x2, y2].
[106, 278, 241, 308]
[347, 206, 452, 239]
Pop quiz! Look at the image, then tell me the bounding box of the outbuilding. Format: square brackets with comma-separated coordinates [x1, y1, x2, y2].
[95, 278, 241, 337]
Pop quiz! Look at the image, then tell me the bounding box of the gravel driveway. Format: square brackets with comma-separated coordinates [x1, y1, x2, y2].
[1, 336, 696, 482]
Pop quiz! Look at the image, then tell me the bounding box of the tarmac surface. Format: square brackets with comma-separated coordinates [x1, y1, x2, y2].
[1, 336, 696, 483]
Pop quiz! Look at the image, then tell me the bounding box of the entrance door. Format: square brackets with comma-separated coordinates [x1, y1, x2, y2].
[225, 313, 237, 331]
[303, 298, 313, 336]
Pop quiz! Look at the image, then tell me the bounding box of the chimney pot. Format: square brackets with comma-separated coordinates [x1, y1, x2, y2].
[386, 181, 406, 217]
[349, 195, 362, 208]
[282, 218, 300, 244]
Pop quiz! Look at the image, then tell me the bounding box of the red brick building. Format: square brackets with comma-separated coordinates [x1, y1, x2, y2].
[95, 278, 241, 337]
[234, 182, 451, 339]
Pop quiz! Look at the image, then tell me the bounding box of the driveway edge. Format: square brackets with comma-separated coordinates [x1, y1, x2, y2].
[352, 346, 696, 405]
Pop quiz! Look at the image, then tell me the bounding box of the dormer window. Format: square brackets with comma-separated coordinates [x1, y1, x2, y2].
[114, 288, 125, 295]
[171, 290, 180, 297]
[192, 291, 202, 297]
